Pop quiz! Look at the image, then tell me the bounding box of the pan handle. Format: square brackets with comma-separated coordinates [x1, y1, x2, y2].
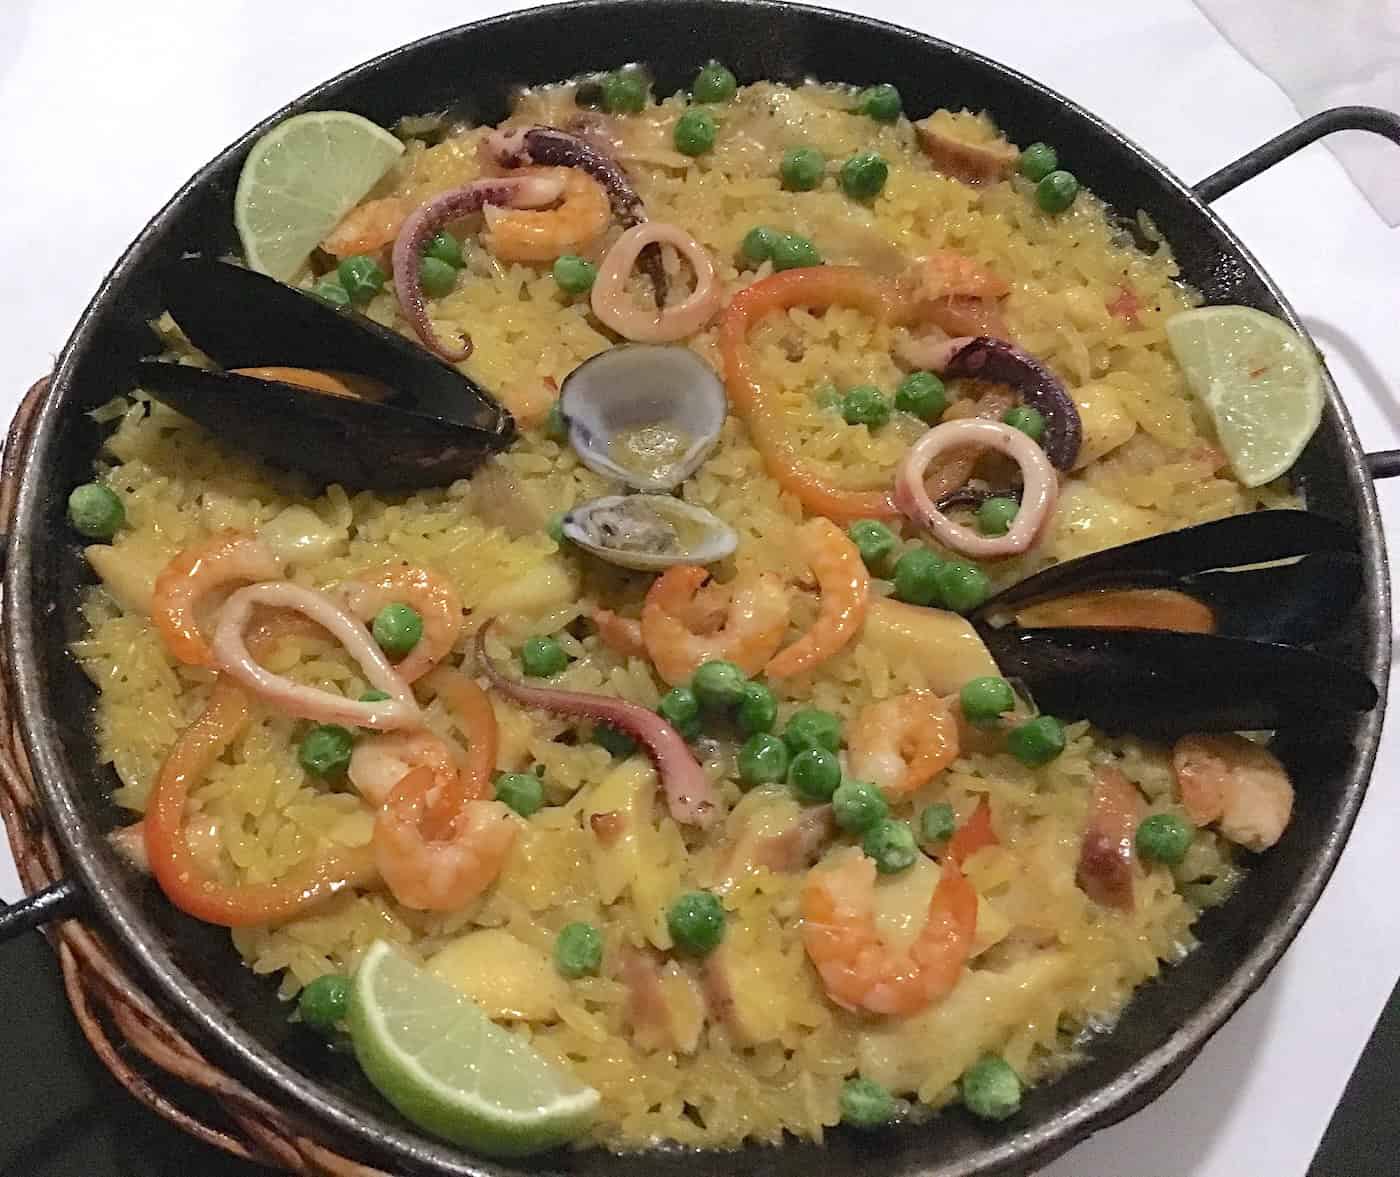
[1193, 106, 1400, 203]
[1194, 107, 1400, 480]
[0, 876, 84, 943]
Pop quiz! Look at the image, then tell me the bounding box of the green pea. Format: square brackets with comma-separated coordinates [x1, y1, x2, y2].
[736, 680, 778, 736]
[693, 60, 738, 104]
[554, 922, 604, 978]
[594, 722, 638, 759]
[602, 70, 648, 114]
[658, 686, 701, 734]
[832, 778, 889, 834]
[553, 254, 598, 295]
[1002, 405, 1046, 441]
[741, 225, 782, 265]
[424, 230, 464, 268]
[917, 802, 957, 846]
[839, 151, 888, 200]
[67, 483, 124, 540]
[841, 1076, 897, 1127]
[298, 724, 354, 777]
[311, 278, 351, 307]
[847, 519, 898, 572]
[359, 689, 391, 703]
[738, 732, 790, 788]
[841, 385, 891, 428]
[857, 84, 902, 123]
[1007, 715, 1067, 766]
[546, 511, 566, 544]
[892, 548, 945, 607]
[667, 890, 726, 956]
[419, 256, 458, 298]
[961, 1055, 1023, 1121]
[771, 233, 823, 271]
[337, 254, 386, 303]
[1019, 142, 1058, 182]
[894, 371, 947, 422]
[521, 635, 568, 678]
[935, 560, 990, 614]
[1036, 169, 1080, 214]
[495, 771, 544, 816]
[863, 819, 919, 874]
[1136, 812, 1193, 865]
[782, 708, 842, 755]
[789, 747, 841, 802]
[692, 659, 748, 709]
[959, 676, 1016, 726]
[372, 603, 423, 657]
[545, 400, 569, 442]
[977, 496, 1020, 536]
[297, 974, 350, 1034]
[780, 146, 826, 191]
[674, 108, 717, 156]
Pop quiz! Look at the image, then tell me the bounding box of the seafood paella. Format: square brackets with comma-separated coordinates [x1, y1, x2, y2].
[65, 62, 1370, 1154]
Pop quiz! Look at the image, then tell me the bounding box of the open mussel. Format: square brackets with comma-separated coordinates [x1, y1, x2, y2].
[981, 626, 1379, 736]
[976, 510, 1362, 644]
[135, 257, 515, 489]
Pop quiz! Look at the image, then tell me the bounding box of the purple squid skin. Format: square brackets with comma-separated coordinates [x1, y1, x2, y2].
[936, 484, 1023, 512]
[492, 124, 668, 307]
[942, 336, 1083, 470]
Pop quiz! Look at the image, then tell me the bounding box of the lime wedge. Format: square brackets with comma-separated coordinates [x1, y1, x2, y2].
[234, 111, 404, 281]
[1165, 305, 1324, 487]
[348, 941, 599, 1157]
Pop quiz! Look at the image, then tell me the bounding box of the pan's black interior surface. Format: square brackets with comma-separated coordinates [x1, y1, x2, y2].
[4, 3, 1388, 1176]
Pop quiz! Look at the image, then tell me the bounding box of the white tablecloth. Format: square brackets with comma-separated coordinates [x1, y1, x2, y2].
[2, 3, 1398, 1174]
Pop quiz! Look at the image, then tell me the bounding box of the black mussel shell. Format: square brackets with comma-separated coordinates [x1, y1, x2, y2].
[981, 626, 1379, 736]
[135, 257, 514, 489]
[977, 510, 1361, 644]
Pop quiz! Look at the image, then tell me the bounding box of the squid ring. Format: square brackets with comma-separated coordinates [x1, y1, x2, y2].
[590, 222, 722, 343]
[895, 419, 1059, 558]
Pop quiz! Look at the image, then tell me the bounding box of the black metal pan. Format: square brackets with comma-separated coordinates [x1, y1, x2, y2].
[2, 3, 1397, 1174]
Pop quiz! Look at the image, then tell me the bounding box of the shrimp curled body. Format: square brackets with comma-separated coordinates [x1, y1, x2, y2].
[342, 563, 464, 683]
[1172, 733, 1293, 851]
[847, 690, 960, 798]
[766, 518, 870, 679]
[802, 853, 977, 1016]
[153, 531, 282, 667]
[642, 565, 791, 686]
[374, 766, 519, 912]
[483, 167, 611, 262]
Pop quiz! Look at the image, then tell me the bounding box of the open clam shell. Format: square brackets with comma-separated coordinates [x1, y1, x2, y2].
[561, 494, 737, 571]
[557, 345, 725, 492]
[135, 258, 515, 489]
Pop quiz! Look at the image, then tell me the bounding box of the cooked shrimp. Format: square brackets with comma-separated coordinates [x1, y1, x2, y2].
[592, 607, 647, 658]
[1172, 733, 1294, 851]
[341, 563, 464, 683]
[847, 690, 959, 798]
[349, 731, 460, 807]
[152, 531, 282, 667]
[321, 196, 412, 258]
[482, 166, 610, 262]
[801, 851, 977, 1016]
[913, 250, 1010, 302]
[373, 766, 520, 912]
[766, 518, 870, 679]
[641, 565, 791, 685]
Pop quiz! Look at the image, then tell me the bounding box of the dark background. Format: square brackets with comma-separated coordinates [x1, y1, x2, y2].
[0, 929, 1392, 1176]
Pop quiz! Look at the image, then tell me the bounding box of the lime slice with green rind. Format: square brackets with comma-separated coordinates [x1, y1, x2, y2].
[234, 111, 404, 282]
[1166, 305, 1324, 488]
[348, 940, 598, 1157]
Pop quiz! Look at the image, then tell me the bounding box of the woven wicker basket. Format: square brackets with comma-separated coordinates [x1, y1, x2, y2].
[0, 378, 395, 1177]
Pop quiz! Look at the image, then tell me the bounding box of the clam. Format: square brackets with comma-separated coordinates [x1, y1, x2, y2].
[561, 494, 737, 571]
[557, 345, 725, 492]
[134, 258, 514, 489]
